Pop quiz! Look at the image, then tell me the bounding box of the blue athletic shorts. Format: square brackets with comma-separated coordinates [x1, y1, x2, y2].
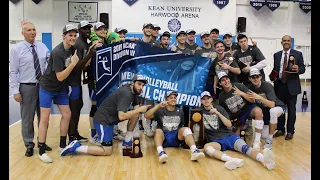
[163, 131, 183, 148]
[93, 120, 114, 143]
[239, 104, 257, 124]
[88, 86, 97, 101]
[212, 134, 240, 151]
[68, 86, 81, 100]
[39, 87, 69, 108]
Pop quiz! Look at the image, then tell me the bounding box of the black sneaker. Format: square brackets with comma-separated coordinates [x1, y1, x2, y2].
[25, 148, 33, 157]
[74, 134, 88, 143]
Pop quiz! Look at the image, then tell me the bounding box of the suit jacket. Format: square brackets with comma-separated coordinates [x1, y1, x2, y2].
[272, 49, 305, 95]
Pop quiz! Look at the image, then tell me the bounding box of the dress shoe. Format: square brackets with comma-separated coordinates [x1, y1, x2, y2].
[285, 133, 293, 140]
[273, 130, 285, 138]
[25, 148, 34, 157]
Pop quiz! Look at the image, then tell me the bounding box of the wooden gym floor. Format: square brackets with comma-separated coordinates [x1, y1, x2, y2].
[9, 112, 310, 180]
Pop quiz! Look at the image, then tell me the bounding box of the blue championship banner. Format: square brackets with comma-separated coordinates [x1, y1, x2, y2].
[93, 40, 211, 107]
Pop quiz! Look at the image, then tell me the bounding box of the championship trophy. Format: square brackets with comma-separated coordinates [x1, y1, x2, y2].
[284, 55, 297, 73]
[219, 56, 233, 66]
[130, 137, 143, 158]
[122, 142, 132, 156]
[189, 109, 206, 149]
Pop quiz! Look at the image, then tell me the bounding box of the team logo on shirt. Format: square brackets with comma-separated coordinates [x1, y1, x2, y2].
[123, 0, 138, 6]
[162, 116, 181, 132]
[168, 18, 181, 33]
[65, 55, 72, 67]
[203, 114, 219, 130]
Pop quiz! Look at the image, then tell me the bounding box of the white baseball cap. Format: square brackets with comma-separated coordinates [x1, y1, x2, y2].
[94, 22, 106, 31]
[62, 24, 78, 34]
[132, 74, 148, 84]
[166, 91, 178, 98]
[249, 68, 261, 76]
[218, 71, 229, 80]
[114, 27, 128, 33]
[200, 91, 212, 99]
[200, 31, 210, 38]
[78, 20, 92, 29]
[186, 29, 196, 34]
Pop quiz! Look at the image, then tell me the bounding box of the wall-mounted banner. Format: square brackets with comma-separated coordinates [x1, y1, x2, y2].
[266, 0, 280, 11]
[299, 0, 311, 13]
[250, 0, 266, 11]
[123, 0, 138, 7]
[93, 41, 211, 107]
[68, 1, 98, 23]
[213, 0, 229, 9]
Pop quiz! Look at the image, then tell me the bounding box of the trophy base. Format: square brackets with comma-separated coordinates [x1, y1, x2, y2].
[195, 139, 205, 149]
[130, 152, 143, 158]
[122, 148, 132, 156]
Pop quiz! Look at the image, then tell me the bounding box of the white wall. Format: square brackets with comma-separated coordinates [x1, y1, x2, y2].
[9, 0, 53, 41]
[112, 0, 237, 34]
[236, 0, 311, 46]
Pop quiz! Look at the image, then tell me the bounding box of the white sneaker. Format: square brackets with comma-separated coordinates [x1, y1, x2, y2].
[225, 158, 244, 170]
[263, 148, 276, 170]
[253, 140, 261, 151]
[158, 151, 169, 163]
[89, 134, 101, 146]
[263, 138, 273, 149]
[39, 153, 53, 163]
[190, 149, 205, 161]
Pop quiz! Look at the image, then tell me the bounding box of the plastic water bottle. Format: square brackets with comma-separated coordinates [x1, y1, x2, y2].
[193, 124, 200, 143]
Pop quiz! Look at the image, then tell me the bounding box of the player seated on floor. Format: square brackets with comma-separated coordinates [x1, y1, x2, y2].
[60, 75, 150, 157]
[200, 91, 276, 170]
[144, 91, 205, 163]
[247, 68, 285, 149]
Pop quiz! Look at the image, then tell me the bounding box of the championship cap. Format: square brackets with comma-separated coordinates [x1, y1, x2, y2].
[132, 74, 148, 84]
[200, 91, 212, 99]
[78, 20, 93, 29]
[62, 24, 78, 34]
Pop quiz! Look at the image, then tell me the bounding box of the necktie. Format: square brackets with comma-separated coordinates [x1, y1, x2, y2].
[31, 44, 41, 81]
[281, 52, 288, 83]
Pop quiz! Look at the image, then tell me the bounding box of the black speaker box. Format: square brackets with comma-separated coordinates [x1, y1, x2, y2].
[237, 17, 246, 33]
[100, 13, 109, 30]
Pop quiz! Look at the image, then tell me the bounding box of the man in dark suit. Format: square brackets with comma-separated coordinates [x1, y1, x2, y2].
[270, 35, 305, 140]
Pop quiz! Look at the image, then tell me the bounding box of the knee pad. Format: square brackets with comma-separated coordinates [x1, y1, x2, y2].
[234, 139, 252, 155]
[90, 105, 97, 117]
[183, 127, 193, 137]
[261, 125, 269, 139]
[269, 107, 282, 124]
[255, 120, 264, 130]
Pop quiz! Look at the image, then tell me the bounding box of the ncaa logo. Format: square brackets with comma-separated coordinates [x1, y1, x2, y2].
[181, 60, 194, 70]
[168, 18, 181, 33]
